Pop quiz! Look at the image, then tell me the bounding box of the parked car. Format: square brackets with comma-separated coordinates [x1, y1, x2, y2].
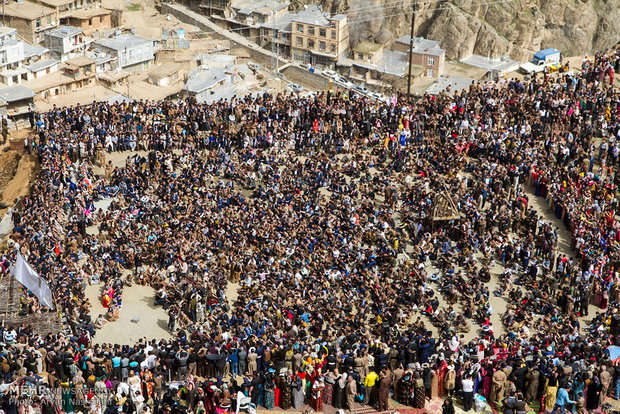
[288, 83, 303, 93]
[321, 69, 338, 79]
[352, 85, 370, 95]
[367, 91, 384, 101]
[334, 76, 352, 88]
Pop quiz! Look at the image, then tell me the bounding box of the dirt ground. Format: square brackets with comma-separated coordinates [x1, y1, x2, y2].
[0, 131, 39, 220]
[85, 283, 172, 345]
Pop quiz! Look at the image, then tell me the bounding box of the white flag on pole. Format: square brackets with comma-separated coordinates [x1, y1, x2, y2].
[12, 252, 54, 309]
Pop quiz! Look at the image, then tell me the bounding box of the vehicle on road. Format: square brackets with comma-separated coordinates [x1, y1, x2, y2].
[333, 76, 352, 89]
[519, 48, 561, 75]
[352, 84, 370, 95]
[288, 83, 303, 93]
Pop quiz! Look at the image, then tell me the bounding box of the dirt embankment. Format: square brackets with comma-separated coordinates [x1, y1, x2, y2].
[0, 147, 39, 217]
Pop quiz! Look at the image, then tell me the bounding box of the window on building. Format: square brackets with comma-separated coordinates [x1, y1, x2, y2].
[319, 28, 326, 37]
[219, 0, 227, 6]
[258, 15, 265, 23]
[308, 39, 314, 48]
[308, 26, 314, 35]
[331, 30, 336, 39]
[263, 28, 269, 36]
[297, 24, 303, 33]
[357, 53, 363, 60]
[427, 56, 435, 66]
[331, 43, 336, 52]
[330, 22, 336, 29]
[319, 41, 325, 50]
[296, 36, 302, 46]
[36, 18, 41, 28]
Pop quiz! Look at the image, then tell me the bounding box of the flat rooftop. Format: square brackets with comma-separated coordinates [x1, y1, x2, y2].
[460, 54, 520, 73]
[425, 75, 474, 95]
[2, 0, 55, 20]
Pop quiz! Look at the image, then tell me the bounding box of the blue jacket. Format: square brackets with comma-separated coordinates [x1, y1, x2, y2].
[555, 388, 575, 406]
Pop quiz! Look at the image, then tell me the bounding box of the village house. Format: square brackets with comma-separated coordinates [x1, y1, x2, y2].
[0, 85, 35, 125]
[23, 58, 59, 81]
[289, 5, 348, 68]
[209, 0, 289, 41]
[93, 33, 156, 72]
[24, 54, 94, 98]
[0, 26, 59, 86]
[1, 0, 57, 44]
[393, 35, 445, 78]
[31, 0, 101, 22]
[199, 0, 230, 17]
[62, 55, 95, 89]
[60, 8, 112, 34]
[148, 63, 184, 87]
[0, 27, 26, 73]
[339, 41, 410, 90]
[46, 26, 89, 62]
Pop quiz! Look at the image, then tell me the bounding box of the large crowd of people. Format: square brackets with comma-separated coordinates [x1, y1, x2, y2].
[0, 50, 619, 414]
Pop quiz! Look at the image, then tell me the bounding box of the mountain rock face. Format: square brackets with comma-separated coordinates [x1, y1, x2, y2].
[299, 0, 620, 60]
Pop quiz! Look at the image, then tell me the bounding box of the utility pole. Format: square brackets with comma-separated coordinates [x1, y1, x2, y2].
[406, 3, 416, 100]
[271, 10, 278, 78]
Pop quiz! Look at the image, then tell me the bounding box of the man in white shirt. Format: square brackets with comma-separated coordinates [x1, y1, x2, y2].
[462, 375, 475, 411]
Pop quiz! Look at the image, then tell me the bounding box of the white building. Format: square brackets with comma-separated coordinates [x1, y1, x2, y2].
[93, 34, 156, 72]
[0, 27, 26, 71]
[0, 27, 59, 86]
[46, 26, 90, 62]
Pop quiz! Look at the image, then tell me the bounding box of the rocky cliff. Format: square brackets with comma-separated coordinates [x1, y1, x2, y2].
[294, 0, 620, 60]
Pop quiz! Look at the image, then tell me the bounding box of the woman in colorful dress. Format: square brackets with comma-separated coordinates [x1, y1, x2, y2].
[322, 371, 334, 406]
[414, 372, 426, 409]
[277, 372, 293, 409]
[438, 359, 448, 397]
[263, 369, 276, 409]
[312, 377, 325, 412]
[544, 369, 558, 411]
[400, 371, 415, 406]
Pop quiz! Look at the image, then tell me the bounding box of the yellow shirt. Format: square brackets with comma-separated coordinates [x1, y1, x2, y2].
[364, 371, 379, 387]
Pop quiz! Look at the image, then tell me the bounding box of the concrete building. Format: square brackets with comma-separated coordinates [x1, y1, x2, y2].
[393, 35, 445, 78]
[0, 85, 35, 124]
[24, 58, 60, 80]
[199, 0, 231, 16]
[93, 34, 155, 72]
[46, 26, 89, 62]
[460, 54, 520, 80]
[0, 27, 59, 86]
[210, 0, 289, 41]
[290, 5, 349, 68]
[1, 0, 57, 44]
[0, 28, 26, 72]
[32, 0, 100, 22]
[339, 41, 410, 90]
[182, 65, 230, 102]
[148, 63, 184, 87]
[62, 55, 95, 89]
[60, 8, 112, 34]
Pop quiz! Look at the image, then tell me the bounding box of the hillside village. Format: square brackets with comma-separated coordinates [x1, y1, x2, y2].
[0, 0, 585, 129]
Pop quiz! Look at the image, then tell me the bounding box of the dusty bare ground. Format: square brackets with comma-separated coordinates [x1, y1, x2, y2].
[0, 132, 39, 215]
